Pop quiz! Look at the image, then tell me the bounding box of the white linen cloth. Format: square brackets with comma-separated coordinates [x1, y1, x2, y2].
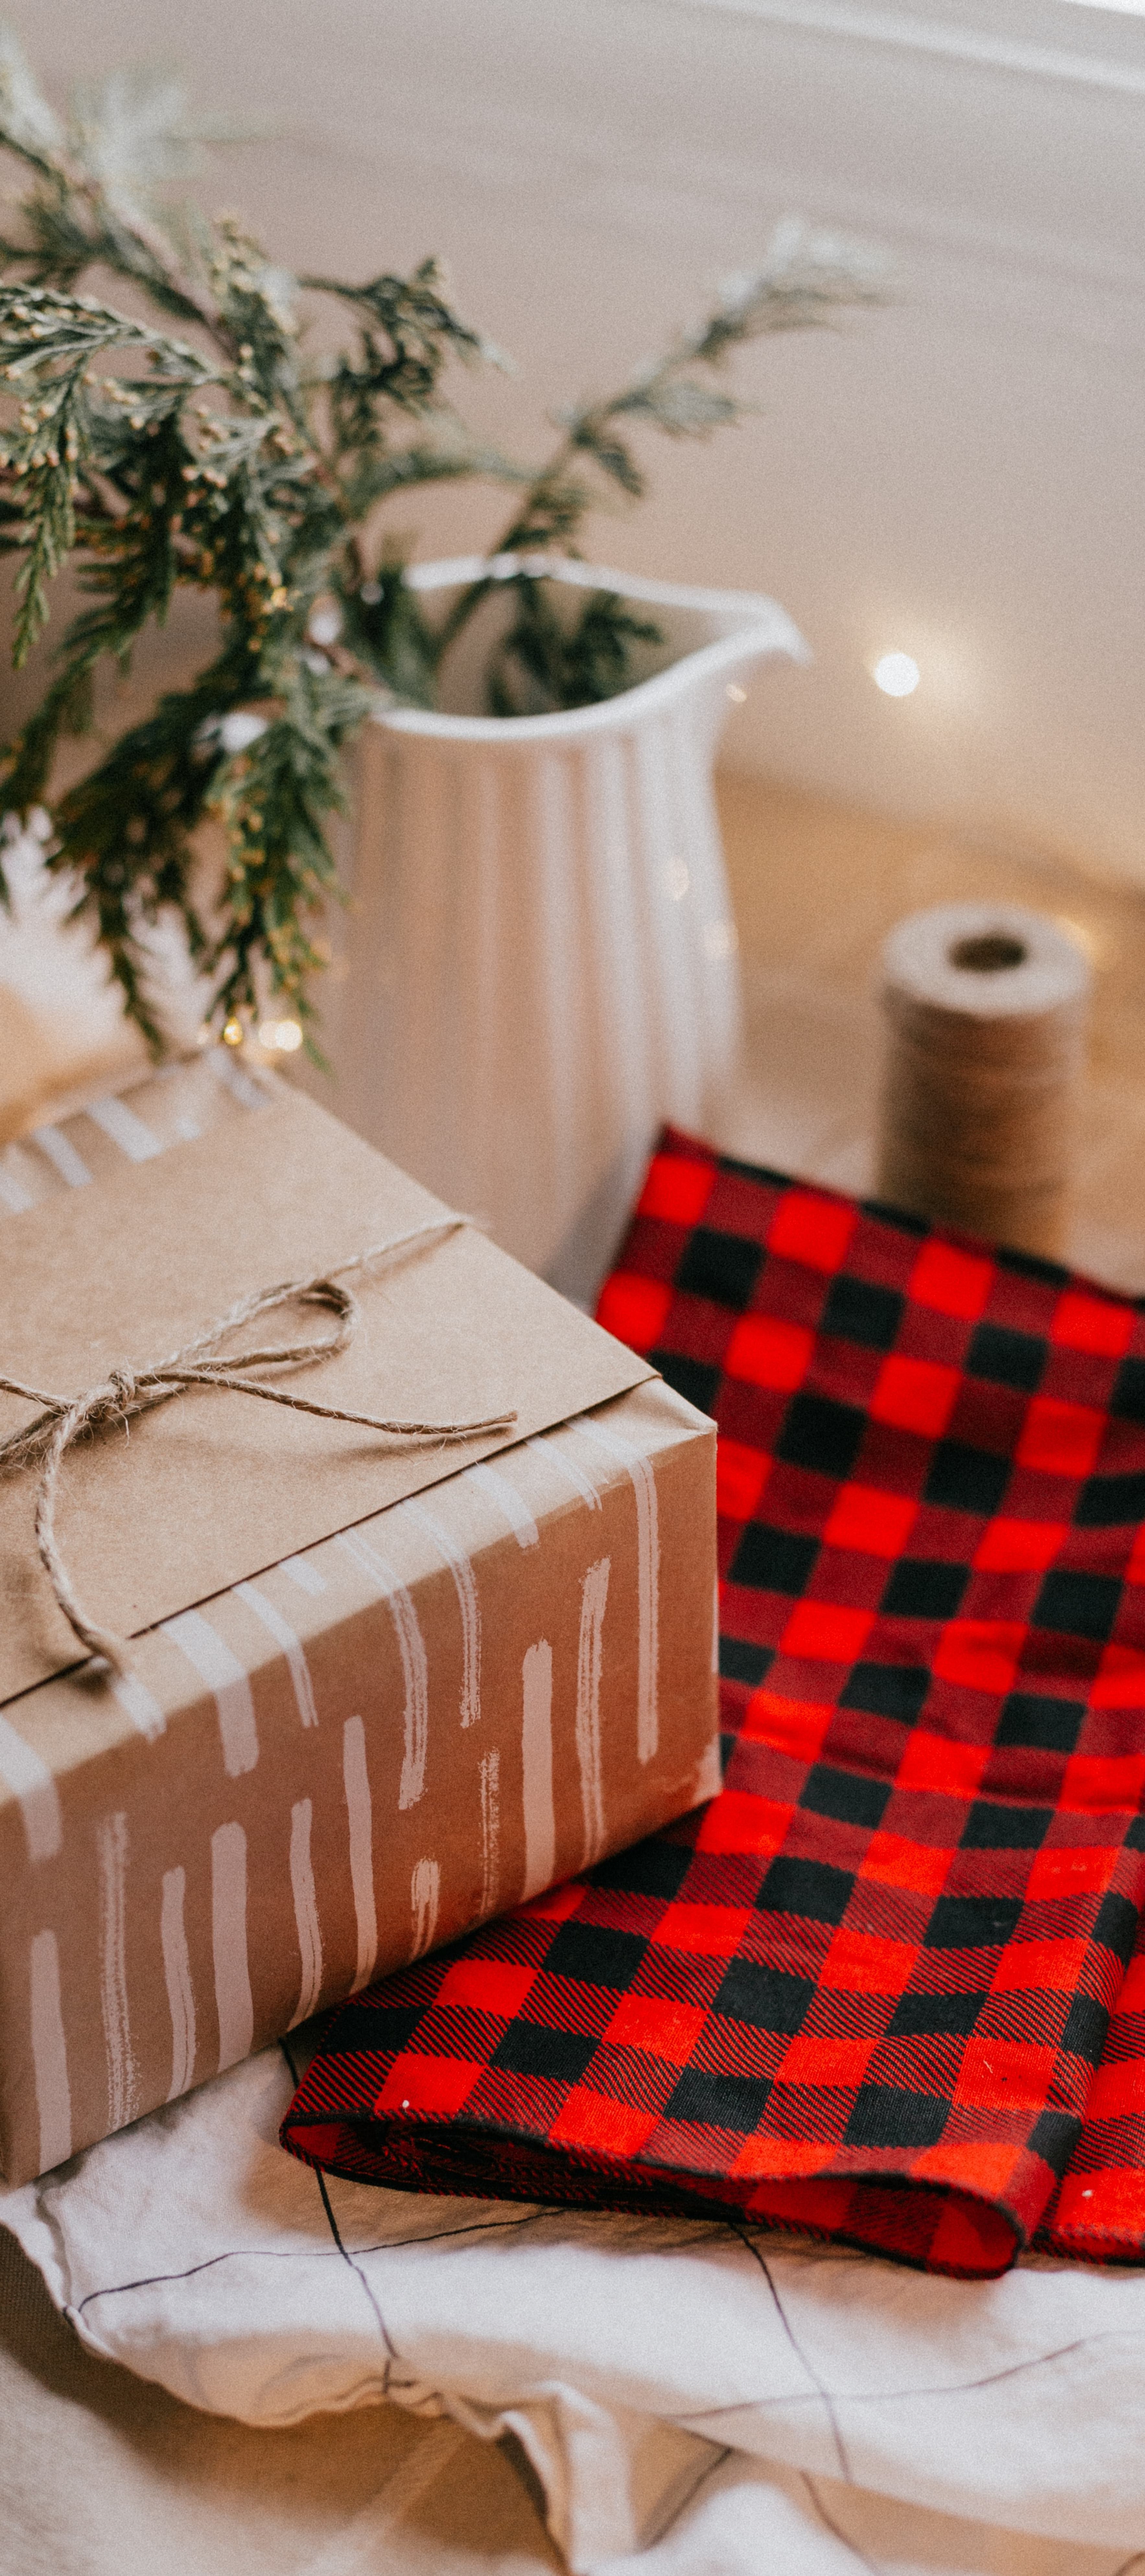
[4, 2040, 1145, 2575]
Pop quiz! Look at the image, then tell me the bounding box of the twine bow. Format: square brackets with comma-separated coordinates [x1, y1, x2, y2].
[0, 1215, 516, 1677]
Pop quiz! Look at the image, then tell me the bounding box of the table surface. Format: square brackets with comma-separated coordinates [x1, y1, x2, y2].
[715, 774, 1145, 1298]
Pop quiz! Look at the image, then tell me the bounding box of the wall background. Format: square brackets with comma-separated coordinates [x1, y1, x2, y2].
[12, 0, 1145, 882]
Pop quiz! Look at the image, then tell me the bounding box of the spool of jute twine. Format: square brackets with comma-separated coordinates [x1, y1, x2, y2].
[876, 903, 1091, 1257]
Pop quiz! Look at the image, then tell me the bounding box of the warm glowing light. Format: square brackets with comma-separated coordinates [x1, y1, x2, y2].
[726, 683, 747, 704]
[665, 858, 690, 902]
[873, 652, 920, 698]
[222, 1017, 244, 1047]
[257, 1017, 304, 1053]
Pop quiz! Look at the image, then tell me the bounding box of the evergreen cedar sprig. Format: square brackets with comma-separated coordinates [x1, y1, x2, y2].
[0, 40, 886, 1051]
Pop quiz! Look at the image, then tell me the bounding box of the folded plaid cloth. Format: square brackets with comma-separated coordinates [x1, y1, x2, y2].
[283, 1129, 1145, 2277]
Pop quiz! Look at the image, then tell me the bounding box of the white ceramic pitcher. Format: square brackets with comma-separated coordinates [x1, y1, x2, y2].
[311, 557, 807, 1302]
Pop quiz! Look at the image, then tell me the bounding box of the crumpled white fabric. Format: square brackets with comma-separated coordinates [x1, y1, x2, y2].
[4, 2042, 1145, 2576]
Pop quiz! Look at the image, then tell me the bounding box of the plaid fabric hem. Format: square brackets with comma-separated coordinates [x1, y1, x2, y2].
[1034, 1915, 1145, 2261]
[285, 1129, 1145, 2278]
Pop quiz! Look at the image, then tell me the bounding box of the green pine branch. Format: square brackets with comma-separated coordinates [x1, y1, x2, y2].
[0, 31, 886, 1051]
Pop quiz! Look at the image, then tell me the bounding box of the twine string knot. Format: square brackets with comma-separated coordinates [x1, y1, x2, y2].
[0, 1213, 515, 1679]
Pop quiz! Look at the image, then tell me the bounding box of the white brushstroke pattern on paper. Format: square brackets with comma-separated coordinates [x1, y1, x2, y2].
[86, 1093, 163, 1161]
[343, 1716, 377, 1990]
[410, 1857, 440, 1958]
[161, 1866, 196, 2099]
[280, 1553, 327, 1597]
[404, 1499, 481, 1728]
[211, 1821, 253, 2071]
[337, 1531, 428, 1809]
[29, 1929, 71, 2172]
[576, 1557, 611, 1866]
[468, 1461, 540, 1549]
[0, 1716, 62, 1862]
[0, 1157, 34, 1214]
[111, 1670, 165, 1743]
[520, 1641, 555, 1898]
[98, 1811, 137, 2133]
[525, 1432, 602, 1512]
[234, 1581, 319, 1728]
[479, 1749, 501, 1918]
[161, 1610, 259, 1777]
[31, 1123, 91, 1187]
[577, 1419, 660, 1761]
[288, 1798, 324, 2026]
[207, 1046, 268, 1110]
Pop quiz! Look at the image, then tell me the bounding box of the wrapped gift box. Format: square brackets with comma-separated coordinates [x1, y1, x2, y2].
[0, 1062, 718, 2184]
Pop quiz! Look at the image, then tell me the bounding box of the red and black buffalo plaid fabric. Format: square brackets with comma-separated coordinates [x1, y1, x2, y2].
[284, 1129, 1145, 2276]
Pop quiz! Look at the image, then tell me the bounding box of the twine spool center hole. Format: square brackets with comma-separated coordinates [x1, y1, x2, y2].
[948, 932, 1028, 975]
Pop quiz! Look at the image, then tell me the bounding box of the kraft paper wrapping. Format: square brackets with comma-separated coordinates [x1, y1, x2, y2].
[0, 1061, 718, 2182]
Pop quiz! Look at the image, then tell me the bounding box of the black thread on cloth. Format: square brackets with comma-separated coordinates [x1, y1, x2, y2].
[673, 2319, 1145, 2423]
[730, 2224, 855, 2486]
[67, 2213, 536, 2318]
[281, 2033, 399, 2389]
[642, 2442, 734, 2554]
[69, 2242, 337, 2315]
